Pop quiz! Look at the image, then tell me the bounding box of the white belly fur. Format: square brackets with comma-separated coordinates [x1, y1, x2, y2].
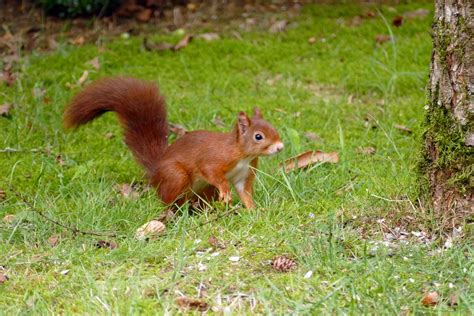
[191, 157, 253, 193]
[225, 157, 253, 191]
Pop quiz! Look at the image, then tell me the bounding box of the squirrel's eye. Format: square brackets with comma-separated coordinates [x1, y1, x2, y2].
[255, 133, 263, 141]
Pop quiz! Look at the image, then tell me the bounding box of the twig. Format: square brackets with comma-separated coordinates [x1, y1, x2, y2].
[8, 185, 117, 238]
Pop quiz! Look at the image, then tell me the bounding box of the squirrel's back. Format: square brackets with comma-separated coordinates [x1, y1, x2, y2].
[64, 76, 168, 175]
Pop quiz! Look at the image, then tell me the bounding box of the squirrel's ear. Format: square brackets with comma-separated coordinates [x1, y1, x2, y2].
[252, 107, 263, 119]
[237, 111, 251, 135]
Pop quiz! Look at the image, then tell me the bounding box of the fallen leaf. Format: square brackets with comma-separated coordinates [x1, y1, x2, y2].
[421, 291, 439, 306]
[0, 104, 11, 116]
[173, 34, 193, 51]
[272, 255, 297, 272]
[308, 36, 317, 44]
[394, 124, 412, 133]
[135, 220, 166, 240]
[176, 296, 209, 312]
[169, 123, 186, 137]
[269, 20, 287, 33]
[47, 234, 60, 247]
[105, 132, 115, 139]
[405, 9, 429, 19]
[393, 15, 403, 27]
[143, 37, 174, 51]
[69, 35, 85, 46]
[348, 16, 363, 27]
[375, 34, 392, 44]
[0, 189, 6, 201]
[136, 8, 152, 22]
[1, 69, 15, 87]
[357, 147, 376, 155]
[77, 70, 89, 86]
[0, 274, 8, 284]
[32, 87, 46, 99]
[95, 240, 118, 249]
[87, 57, 100, 70]
[3, 214, 15, 223]
[117, 183, 140, 199]
[55, 155, 65, 166]
[364, 11, 376, 18]
[212, 116, 226, 128]
[196, 33, 220, 42]
[304, 132, 321, 142]
[283, 150, 339, 172]
[47, 37, 59, 50]
[448, 294, 458, 307]
[208, 235, 226, 249]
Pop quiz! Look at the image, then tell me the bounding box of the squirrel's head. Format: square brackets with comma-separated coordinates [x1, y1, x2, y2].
[236, 108, 284, 156]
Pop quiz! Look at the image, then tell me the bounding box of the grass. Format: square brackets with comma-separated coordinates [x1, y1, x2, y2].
[1, 1, 473, 314]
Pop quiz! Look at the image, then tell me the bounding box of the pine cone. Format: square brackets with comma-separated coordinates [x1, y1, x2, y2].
[271, 255, 297, 272]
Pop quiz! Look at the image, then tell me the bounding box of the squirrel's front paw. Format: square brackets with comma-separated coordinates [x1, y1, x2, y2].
[219, 191, 232, 204]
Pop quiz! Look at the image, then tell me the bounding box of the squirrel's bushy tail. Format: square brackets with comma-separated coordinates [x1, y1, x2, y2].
[64, 76, 168, 176]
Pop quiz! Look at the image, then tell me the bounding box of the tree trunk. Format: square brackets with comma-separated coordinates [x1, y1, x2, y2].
[422, 0, 473, 226]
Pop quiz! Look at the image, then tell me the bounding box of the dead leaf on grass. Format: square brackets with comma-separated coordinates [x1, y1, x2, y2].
[47, 234, 60, 247]
[47, 36, 59, 50]
[212, 116, 226, 128]
[421, 291, 439, 306]
[196, 33, 220, 42]
[208, 235, 226, 249]
[105, 132, 115, 139]
[392, 15, 403, 27]
[375, 34, 392, 44]
[269, 20, 287, 33]
[143, 37, 174, 52]
[304, 132, 321, 142]
[394, 124, 412, 133]
[357, 147, 376, 155]
[3, 214, 15, 223]
[0, 189, 6, 201]
[0, 274, 8, 284]
[55, 154, 65, 166]
[1, 69, 15, 87]
[117, 183, 140, 199]
[95, 240, 118, 249]
[0, 104, 12, 116]
[69, 35, 85, 46]
[87, 57, 100, 70]
[176, 296, 209, 312]
[77, 70, 89, 86]
[308, 36, 317, 44]
[283, 150, 339, 172]
[169, 123, 186, 137]
[135, 220, 166, 240]
[173, 34, 193, 51]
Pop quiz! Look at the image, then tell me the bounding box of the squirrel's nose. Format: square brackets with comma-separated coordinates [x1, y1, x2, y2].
[275, 142, 284, 152]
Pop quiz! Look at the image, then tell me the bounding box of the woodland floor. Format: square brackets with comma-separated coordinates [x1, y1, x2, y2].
[1, 1, 473, 314]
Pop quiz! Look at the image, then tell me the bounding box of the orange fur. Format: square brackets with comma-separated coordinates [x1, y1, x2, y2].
[64, 76, 284, 208]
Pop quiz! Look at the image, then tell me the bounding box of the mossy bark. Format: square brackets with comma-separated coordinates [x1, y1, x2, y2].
[421, 0, 473, 224]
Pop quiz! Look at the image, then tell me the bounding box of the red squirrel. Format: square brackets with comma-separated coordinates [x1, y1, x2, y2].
[64, 76, 284, 209]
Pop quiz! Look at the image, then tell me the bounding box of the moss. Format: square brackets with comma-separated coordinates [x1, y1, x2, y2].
[421, 82, 474, 192]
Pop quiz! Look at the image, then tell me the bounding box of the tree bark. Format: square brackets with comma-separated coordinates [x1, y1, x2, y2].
[422, 0, 473, 225]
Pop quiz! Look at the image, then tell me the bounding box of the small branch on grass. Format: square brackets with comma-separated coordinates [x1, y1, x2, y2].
[8, 185, 117, 238]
